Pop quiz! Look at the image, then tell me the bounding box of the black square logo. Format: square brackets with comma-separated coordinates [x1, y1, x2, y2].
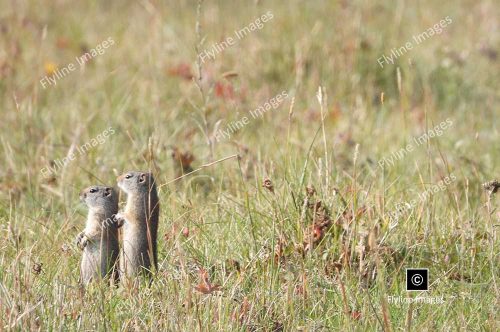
[406, 268, 429, 291]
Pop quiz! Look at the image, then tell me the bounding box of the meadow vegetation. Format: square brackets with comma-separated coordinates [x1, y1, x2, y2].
[0, 0, 498, 330]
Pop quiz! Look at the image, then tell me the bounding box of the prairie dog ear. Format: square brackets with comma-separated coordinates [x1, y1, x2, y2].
[104, 187, 113, 197]
[139, 173, 147, 183]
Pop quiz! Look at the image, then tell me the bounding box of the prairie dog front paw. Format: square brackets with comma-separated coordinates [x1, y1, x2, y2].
[113, 212, 126, 228]
[76, 232, 89, 250]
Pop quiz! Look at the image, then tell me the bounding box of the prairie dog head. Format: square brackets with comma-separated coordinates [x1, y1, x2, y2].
[80, 186, 118, 215]
[117, 171, 157, 197]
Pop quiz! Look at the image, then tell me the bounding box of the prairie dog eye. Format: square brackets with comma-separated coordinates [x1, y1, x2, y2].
[125, 174, 133, 179]
[89, 188, 97, 193]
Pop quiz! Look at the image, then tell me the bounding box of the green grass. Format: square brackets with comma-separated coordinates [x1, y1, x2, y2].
[0, 0, 498, 330]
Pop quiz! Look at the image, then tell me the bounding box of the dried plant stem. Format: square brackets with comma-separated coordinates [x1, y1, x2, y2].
[405, 302, 413, 332]
[317, 86, 329, 189]
[158, 154, 239, 189]
[381, 294, 392, 332]
[285, 96, 295, 179]
[336, 268, 350, 319]
[485, 190, 499, 297]
[193, 0, 214, 160]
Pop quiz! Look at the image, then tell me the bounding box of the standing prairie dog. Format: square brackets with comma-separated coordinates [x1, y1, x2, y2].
[76, 186, 120, 285]
[115, 171, 160, 278]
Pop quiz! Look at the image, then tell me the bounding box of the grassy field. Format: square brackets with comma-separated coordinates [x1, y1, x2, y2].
[0, 0, 499, 330]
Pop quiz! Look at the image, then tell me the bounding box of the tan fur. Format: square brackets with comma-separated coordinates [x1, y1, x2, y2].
[77, 186, 119, 285]
[115, 171, 159, 280]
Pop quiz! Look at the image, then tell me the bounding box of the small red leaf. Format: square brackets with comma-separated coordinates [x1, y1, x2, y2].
[351, 310, 362, 320]
[214, 81, 235, 100]
[167, 63, 193, 80]
[194, 268, 221, 294]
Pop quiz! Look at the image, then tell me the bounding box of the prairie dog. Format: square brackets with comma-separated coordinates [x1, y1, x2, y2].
[76, 186, 119, 285]
[115, 171, 159, 278]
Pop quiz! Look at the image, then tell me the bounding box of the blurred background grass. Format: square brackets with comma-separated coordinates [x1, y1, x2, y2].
[0, 0, 498, 330]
